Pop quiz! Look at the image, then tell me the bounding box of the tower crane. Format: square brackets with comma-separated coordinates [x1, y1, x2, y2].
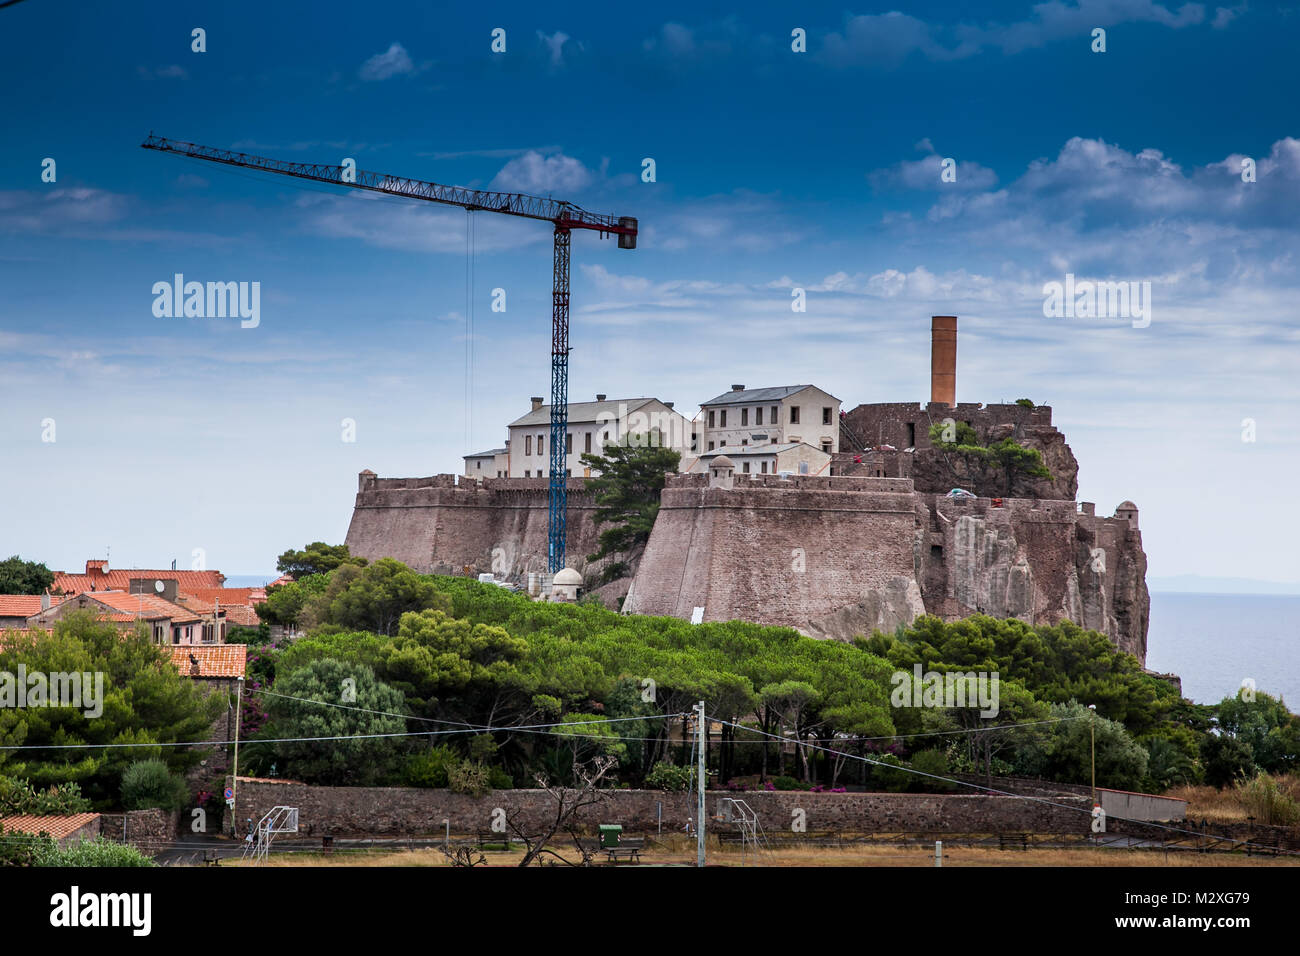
[142, 134, 638, 573]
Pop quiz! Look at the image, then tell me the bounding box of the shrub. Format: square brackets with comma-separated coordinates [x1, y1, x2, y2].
[645, 761, 695, 792]
[447, 760, 492, 797]
[771, 775, 809, 792]
[488, 767, 514, 790]
[1237, 773, 1300, 826]
[0, 777, 91, 816]
[0, 822, 55, 867]
[910, 749, 955, 792]
[120, 759, 188, 811]
[36, 837, 156, 867]
[403, 745, 458, 788]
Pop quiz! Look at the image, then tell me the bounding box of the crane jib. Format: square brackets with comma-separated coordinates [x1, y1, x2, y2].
[142, 133, 637, 573]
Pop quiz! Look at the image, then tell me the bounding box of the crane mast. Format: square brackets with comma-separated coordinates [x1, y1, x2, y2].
[142, 135, 638, 573]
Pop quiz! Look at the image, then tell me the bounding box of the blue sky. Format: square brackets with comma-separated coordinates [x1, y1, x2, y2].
[1, 0, 1297, 584]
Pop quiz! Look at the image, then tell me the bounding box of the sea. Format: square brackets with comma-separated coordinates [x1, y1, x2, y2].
[223, 574, 1297, 709]
[1146, 593, 1300, 709]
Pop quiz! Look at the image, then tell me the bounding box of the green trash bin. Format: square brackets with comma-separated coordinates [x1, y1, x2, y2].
[598, 824, 623, 849]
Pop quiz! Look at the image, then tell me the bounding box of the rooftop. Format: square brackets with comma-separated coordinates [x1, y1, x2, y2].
[465, 448, 508, 459]
[0, 813, 101, 841]
[168, 644, 248, 679]
[700, 384, 840, 407]
[508, 397, 659, 428]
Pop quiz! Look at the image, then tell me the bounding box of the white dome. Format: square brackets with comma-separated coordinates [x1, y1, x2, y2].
[553, 568, 583, 586]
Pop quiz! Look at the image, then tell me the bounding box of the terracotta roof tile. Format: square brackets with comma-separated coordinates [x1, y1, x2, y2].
[0, 813, 101, 841]
[86, 591, 203, 622]
[180, 587, 260, 607]
[0, 595, 59, 617]
[168, 644, 247, 678]
[54, 566, 225, 596]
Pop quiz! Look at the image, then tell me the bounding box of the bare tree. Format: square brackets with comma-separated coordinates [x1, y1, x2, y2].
[439, 844, 488, 867]
[508, 755, 618, 867]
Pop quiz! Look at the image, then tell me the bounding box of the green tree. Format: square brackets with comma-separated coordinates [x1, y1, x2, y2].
[1012, 701, 1149, 790]
[275, 542, 367, 579]
[0, 612, 222, 806]
[255, 573, 330, 629]
[1215, 690, 1300, 774]
[312, 560, 448, 636]
[0, 556, 54, 595]
[250, 658, 408, 785]
[1201, 733, 1256, 789]
[580, 436, 682, 564]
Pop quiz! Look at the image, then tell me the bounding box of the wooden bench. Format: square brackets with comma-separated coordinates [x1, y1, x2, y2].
[606, 837, 644, 863]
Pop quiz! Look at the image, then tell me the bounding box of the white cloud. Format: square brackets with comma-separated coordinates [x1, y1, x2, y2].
[537, 30, 571, 67]
[358, 42, 416, 81]
[489, 151, 593, 194]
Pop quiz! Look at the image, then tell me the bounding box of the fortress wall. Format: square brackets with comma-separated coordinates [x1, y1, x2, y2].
[625, 482, 923, 632]
[345, 475, 606, 578]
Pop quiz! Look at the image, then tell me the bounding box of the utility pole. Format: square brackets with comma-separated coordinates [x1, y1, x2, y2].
[695, 700, 706, 868]
[1088, 703, 1097, 809]
[231, 675, 245, 835]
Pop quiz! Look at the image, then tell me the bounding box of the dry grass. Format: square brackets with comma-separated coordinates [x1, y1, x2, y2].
[221, 839, 1299, 868]
[1168, 774, 1300, 824]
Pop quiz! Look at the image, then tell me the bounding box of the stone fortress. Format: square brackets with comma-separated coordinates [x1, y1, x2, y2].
[345, 317, 1150, 664]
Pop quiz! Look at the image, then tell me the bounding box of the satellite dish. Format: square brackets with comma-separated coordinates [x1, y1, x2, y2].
[154, 580, 165, 593]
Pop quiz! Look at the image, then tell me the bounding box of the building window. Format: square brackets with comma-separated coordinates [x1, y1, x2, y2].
[756, 407, 763, 426]
[771, 405, 779, 424]
[907, 423, 916, 447]
[566, 433, 573, 454]
[720, 410, 727, 427]
[822, 441, 832, 454]
[585, 432, 592, 453]
[741, 408, 749, 426]
[720, 440, 726, 446]
[790, 407, 800, 424]
[525, 470, 531, 477]
[566, 469, 571, 477]
[799, 461, 809, 474]
[475, 461, 481, 470]
[761, 461, 768, 474]
[172, 627, 180, 644]
[823, 407, 832, 425]
[743, 462, 751, 473]
[708, 410, 715, 427]
[708, 441, 715, 451]
[525, 435, 532, 455]
[538, 434, 545, 454]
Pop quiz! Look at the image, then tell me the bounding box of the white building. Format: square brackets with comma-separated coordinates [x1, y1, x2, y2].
[696, 384, 842, 456]
[697, 442, 832, 478]
[501, 394, 695, 478]
[463, 447, 509, 479]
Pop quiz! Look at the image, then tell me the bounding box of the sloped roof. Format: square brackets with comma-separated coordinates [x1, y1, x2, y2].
[509, 397, 659, 428]
[0, 813, 100, 840]
[81, 591, 204, 623]
[465, 448, 508, 459]
[180, 587, 260, 607]
[168, 644, 247, 679]
[54, 567, 225, 596]
[0, 595, 57, 617]
[700, 442, 812, 458]
[700, 385, 837, 407]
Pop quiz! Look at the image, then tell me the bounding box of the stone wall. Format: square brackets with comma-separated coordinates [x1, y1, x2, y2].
[231, 777, 1090, 837]
[842, 401, 1079, 500]
[344, 472, 608, 580]
[624, 474, 925, 637]
[99, 808, 180, 857]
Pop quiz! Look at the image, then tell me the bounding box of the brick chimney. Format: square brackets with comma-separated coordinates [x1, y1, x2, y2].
[930, 316, 957, 407]
[530, 396, 543, 411]
[596, 394, 607, 402]
[731, 384, 745, 392]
